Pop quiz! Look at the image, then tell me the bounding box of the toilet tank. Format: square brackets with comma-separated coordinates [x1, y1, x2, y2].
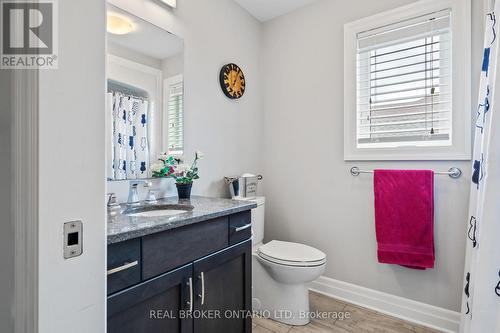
[248, 196, 265, 246]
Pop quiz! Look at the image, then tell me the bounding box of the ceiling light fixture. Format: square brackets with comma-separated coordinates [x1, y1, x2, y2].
[107, 14, 134, 35]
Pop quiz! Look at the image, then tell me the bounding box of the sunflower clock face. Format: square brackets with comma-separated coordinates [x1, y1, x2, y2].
[220, 63, 246, 99]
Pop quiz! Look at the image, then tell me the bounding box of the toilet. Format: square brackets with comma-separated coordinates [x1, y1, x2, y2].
[245, 197, 326, 326]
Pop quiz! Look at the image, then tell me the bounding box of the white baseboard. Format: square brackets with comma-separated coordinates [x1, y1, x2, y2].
[310, 276, 460, 333]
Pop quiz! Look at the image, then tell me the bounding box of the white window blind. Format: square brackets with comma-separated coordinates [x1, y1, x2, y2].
[167, 77, 184, 154]
[356, 9, 452, 148]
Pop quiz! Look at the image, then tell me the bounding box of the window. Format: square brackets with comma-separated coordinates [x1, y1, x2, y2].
[344, 0, 471, 160]
[357, 10, 451, 148]
[165, 75, 184, 155]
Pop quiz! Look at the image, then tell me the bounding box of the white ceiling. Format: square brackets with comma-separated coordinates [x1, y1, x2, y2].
[107, 5, 183, 60]
[233, 0, 319, 22]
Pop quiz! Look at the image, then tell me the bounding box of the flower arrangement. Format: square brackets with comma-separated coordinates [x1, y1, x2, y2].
[151, 151, 204, 181]
[151, 151, 204, 199]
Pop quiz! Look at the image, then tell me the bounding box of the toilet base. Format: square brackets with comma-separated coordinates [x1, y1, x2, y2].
[252, 284, 311, 326]
[252, 255, 317, 326]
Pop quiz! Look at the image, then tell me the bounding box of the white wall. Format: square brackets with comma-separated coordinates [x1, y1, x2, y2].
[108, 42, 162, 69]
[262, 0, 484, 311]
[107, 56, 159, 98]
[38, 0, 106, 332]
[162, 53, 184, 78]
[0, 70, 14, 333]
[108, 0, 264, 202]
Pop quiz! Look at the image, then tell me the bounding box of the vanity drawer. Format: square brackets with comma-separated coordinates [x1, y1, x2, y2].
[107, 238, 141, 295]
[229, 210, 252, 245]
[142, 217, 229, 280]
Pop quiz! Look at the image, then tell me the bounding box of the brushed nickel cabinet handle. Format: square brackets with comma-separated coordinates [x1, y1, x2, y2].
[187, 278, 193, 312]
[235, 224, 251, 232]
[197, 272, 205, 306]
[107, 260, 138, 276]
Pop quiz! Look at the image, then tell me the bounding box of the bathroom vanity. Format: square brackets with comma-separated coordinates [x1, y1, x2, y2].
[107, 196, 256, 333]
[104, 5, 256, 332]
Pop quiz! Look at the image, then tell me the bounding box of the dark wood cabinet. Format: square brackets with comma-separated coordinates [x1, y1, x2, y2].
[229, 211, 252, 245]
[193, 240, 252, 333]
[108, 264, 193, 333]
[107, 212, 253, 333]
[107, 238, 141, 295]
[142, 217, 228, 280]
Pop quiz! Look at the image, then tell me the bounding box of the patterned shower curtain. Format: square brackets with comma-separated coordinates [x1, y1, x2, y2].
[110, 91, 149, 180]
[460, 4, 500, 332]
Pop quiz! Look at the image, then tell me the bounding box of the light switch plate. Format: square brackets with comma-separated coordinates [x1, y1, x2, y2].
[63, 220, 83, 259]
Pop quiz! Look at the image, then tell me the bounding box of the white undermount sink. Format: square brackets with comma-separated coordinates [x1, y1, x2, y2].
[127, 209, 188, 218]
[124, 204, 194, 218]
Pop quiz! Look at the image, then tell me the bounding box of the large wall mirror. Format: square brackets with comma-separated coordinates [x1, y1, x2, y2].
[106, 4, 184, 181]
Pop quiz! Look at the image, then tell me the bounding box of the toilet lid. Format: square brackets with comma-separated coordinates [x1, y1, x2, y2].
[257, 240, 326, 267]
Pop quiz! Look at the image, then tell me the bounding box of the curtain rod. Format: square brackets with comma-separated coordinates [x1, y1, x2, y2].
[350, 166, 462, 179]
[109, 90, 149, 101]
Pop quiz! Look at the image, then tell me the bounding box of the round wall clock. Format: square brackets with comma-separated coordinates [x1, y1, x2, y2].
[219, 63, 246, 99]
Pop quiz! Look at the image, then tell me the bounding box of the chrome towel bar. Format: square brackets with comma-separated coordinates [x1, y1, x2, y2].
[350, 166, 462, 179]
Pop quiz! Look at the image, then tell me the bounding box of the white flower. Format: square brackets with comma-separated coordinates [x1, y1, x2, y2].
[151, 162, 164, 173]
[196, 151, 205, 159]
[174, 164, 190, 175]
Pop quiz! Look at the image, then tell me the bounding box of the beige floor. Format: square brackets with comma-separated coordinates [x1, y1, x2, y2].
[252, 291, 443, 333]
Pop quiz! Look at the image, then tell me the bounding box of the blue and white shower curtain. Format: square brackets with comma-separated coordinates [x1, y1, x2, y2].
[460, 3, 500, 332]
[109, 92, 149, 180]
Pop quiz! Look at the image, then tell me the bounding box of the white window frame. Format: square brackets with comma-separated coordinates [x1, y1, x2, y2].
[163, 74, 184, 155]
[344, 0, 471, 161]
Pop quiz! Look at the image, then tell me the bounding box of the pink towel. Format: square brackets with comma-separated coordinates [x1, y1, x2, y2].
[374, 170, 435, 270]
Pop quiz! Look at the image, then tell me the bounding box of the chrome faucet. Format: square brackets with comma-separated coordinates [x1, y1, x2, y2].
[145, 189, 158, 204]
[107, 193, 121, 216]
[127, 180, 152, 206]
[107, 193, 118, 208]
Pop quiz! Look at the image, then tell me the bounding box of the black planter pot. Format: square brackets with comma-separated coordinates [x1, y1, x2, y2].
[176, 183, 193, 199]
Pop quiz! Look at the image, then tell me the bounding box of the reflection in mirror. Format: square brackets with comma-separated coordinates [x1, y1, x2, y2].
[106, 4, 184, 181]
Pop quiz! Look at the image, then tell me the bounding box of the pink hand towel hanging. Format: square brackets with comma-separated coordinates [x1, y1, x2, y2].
[373, 170, 435, 270]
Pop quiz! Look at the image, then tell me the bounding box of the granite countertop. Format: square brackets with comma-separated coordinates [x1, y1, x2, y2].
[107, 196, 257, 244]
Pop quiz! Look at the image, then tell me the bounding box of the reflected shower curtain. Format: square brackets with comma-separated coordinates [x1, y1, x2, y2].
[110, 91, 149, 180]
[460, 3, 500, 332]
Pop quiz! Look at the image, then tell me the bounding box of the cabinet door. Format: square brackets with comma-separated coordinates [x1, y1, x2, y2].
[193, 239, 252, 333]
[108, 264, 194, 333]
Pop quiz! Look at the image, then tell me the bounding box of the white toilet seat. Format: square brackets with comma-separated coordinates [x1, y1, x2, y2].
[257, 240, 326, 267]
[258, 253, 326, 267]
